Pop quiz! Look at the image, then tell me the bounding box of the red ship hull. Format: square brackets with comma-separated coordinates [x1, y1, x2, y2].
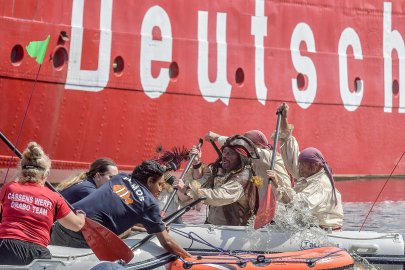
[0, 0, 404, 201]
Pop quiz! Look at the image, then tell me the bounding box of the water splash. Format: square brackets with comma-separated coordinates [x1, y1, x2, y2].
[248, 196, 331, 247]
[350, 252, 380, 270]
[272, 200, 330, 245]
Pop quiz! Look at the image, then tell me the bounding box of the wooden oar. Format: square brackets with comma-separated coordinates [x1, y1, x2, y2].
[161, 138, 203, 217]
[0, 131, 134, 263]
[254, 110, 282, 229]
[131, 197, 206, 251]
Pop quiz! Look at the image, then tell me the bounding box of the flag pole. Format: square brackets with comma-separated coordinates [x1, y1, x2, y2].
[2, 35, 50, 184]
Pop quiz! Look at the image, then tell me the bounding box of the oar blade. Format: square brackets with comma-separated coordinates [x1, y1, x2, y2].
[82, 217, 134, 263]
[254, 184, 276, 229]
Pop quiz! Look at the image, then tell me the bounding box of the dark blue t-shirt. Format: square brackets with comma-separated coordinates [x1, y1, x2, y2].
[60, 178, 97, 204]
[73, 173, 165, 235]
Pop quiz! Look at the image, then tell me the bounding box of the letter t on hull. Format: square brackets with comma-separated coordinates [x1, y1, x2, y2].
[251, 0, 268, 105]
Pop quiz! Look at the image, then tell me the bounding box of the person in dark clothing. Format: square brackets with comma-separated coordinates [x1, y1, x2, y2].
[50, 160, 190, 258]
[57, 158, 118, 204]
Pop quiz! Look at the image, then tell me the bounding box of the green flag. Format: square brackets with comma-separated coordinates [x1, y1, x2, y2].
[26, 35, 50, 64]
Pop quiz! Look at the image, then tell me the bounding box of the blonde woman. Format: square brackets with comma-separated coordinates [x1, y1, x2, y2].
[57, 158, 118, 204]
[0, 142, 85, 265]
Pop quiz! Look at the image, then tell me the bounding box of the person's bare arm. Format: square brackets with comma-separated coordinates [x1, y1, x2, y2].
[119, 228, 132, 239]
[58, 211, 86, 232]
[131, 224, 147, 232]
[156, 230, 191, 258]
[119, 224, 147, 238]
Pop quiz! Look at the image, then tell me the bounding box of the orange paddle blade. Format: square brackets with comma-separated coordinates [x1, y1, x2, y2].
[254, 184, 276, 229]
[81, 217, 134, 263]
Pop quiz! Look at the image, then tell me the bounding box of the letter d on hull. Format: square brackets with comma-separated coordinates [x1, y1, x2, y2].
[65, 0, 112, 92]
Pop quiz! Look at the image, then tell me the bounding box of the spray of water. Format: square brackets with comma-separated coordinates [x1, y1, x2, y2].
[350, 252, 380, 270]
[245, 197, 381, 269]
[247, 194, 331, 248]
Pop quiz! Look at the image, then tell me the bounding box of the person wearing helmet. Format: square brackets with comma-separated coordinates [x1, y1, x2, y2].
[205, 130, 291, 202]
[176, 135, 260, 226]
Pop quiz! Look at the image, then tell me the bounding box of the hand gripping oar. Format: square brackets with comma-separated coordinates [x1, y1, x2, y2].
[254, 110, 282, 229]
[0, 131, 134, 263]
[161, 138, 204, 217]
[131, 197, 206, 251]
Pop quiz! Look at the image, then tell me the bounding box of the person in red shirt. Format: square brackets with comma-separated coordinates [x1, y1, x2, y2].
[0, 142, 85, 265]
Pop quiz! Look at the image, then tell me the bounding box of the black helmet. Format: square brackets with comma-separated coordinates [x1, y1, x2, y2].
[221, 134, 259, 159]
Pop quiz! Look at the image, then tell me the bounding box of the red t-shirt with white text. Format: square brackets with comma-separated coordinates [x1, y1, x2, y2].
[0, 181, 71, 247]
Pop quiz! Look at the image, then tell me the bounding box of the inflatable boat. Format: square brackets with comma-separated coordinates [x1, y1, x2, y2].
[171, 247, 354, 270]
[0, 225, 403, 269]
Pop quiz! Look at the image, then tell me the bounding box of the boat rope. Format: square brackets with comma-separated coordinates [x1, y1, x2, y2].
[2, 65, 43, 184]
[328, 232, 401, 240]
[170, 227, 351, 268]
[359, 150, 405, 232]
[171, 228, 251, 262]
[170, 227, 252, 262]
[51, 251, 96, 259]
[176, 247, 348, 269]
[170, 227, 227, 253]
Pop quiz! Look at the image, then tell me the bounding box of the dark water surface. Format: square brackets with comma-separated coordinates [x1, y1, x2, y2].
[343, 201, 405, 234]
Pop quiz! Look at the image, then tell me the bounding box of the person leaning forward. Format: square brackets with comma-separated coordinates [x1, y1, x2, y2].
[50, 160, 190, 258]
[267, 103, 344, 230]
[0, 142, 85, 265]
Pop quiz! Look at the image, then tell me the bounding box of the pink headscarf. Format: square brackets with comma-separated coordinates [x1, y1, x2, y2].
[298, 147, 337, 205]
[244, 130, 273, 150]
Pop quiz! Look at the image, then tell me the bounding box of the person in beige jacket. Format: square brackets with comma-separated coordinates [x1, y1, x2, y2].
[205, 130, 291, 202]
[176, 135, 260, 226]
[267, 103, 344, 230]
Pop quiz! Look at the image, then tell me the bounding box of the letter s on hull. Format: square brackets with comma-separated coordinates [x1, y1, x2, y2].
[290, 23, 317, 109]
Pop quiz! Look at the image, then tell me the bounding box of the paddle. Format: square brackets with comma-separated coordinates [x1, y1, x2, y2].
[161, 138, 204, 217]
[131, 197, 206, 251]
[0, 131, 134, 263]
[253, 110, 282, 229]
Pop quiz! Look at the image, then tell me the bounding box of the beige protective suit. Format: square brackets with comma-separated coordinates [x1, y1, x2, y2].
[276, 129, 344, 229]
[189, 166, 257, 226]
[218, 136, 291, 201]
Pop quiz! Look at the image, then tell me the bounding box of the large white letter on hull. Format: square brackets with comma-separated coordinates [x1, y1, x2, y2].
[140, 6, 172, 99]
[65, 0, 112, 92]
[198, 11, 232, 105]
[338, 28, 364, 111]
[290, 23, 317, 109]
[383, 2, 405, 113]
[251, 0, 268, 105]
